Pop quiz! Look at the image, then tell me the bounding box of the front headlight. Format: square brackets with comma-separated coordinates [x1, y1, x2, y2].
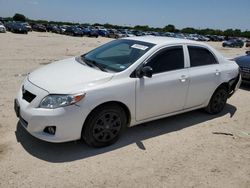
[39, 93, 85, 109]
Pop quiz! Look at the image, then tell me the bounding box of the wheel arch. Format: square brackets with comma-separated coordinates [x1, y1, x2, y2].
[205, 82, 230, 106]
[217, 82, 230, 93]
[81, 101, 131, 137]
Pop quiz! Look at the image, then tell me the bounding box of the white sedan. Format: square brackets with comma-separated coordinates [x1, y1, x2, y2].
[0, 23, 6, 33]
[15, 36, 241, 147]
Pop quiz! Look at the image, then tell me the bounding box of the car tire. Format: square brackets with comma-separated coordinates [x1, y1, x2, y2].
[82, 104, 127, 147]
[205, 86, 228, 114]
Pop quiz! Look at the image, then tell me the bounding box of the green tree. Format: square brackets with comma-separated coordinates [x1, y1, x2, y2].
[224, 29, 234, 37]
[181, 27, 197, 34]
[103, 23, 113, 29]
[163, 24, 175, 32]
[134, 25, 150, 31]
[13, 13, 26, 22]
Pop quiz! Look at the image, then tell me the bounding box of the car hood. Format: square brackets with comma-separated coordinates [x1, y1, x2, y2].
[28, 57, 114, 93]
[235, 55, 250, 68]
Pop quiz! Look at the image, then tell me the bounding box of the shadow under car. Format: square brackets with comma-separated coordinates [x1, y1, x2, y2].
[15, 103, 237, 163]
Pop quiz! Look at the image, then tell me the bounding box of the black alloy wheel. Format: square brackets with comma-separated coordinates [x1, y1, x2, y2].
[82, 104, 127, 147]
[205, 86, 228, 114]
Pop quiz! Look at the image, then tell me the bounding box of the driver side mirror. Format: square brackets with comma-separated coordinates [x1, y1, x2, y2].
[137, 66, 153, 78]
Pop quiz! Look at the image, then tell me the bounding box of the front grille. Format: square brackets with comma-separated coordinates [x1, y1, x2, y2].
[22, 86, 36, 103]
[241, 67, 250, 73]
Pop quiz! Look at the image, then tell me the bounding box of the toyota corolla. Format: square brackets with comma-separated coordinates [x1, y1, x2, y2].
[15, 36, 241, 147]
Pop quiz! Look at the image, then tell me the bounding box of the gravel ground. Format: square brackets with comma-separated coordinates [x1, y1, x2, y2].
[0, 32, 249, 188]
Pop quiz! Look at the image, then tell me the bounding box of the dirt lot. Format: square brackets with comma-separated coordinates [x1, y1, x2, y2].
[0, 32, 249, 188]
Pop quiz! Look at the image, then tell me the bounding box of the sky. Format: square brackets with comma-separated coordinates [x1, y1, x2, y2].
[0, 0, 249, 30]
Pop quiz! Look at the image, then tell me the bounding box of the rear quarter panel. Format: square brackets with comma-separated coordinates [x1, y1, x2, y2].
[220, 59, 239, 82]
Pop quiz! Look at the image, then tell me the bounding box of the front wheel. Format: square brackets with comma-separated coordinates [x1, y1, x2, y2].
[205, 86, 228, 114]
[82, 104, 127, 147]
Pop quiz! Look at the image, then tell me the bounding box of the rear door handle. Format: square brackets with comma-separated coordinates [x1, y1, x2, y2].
[215, 69, 220, 76]
[179, 75, 188, 82]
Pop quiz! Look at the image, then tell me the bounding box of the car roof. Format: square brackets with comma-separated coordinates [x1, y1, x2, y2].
[126, 36, 203, 46]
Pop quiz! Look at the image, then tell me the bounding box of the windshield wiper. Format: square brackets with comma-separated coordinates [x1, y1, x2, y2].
[81, 55, 107, 72]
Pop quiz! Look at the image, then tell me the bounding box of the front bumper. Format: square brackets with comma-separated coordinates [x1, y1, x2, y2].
[0, 28, 6, 33]
[240, 67, 250, 82]
[15, 79, 89, 143]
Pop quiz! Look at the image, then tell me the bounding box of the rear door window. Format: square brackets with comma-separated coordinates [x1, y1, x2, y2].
[188, 46, 217, 67]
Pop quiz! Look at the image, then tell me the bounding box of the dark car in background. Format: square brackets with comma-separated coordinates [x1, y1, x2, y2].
[32, 24, 46, 32]
[88, 29, 99, 37]
[98, 29, 108, 37]
[7, 22, 28, 34]
[246, 40, 250, 48]
[51, 25, 61, 34]
[206, 35, 224, 41]
[235, 51, 250, 82]
[82, 27, 98, 37]
[222, 39, 244, 48]
[45, 24, 54, 32]
[64, 26, 83, 36]
[22, 22, 32, 31]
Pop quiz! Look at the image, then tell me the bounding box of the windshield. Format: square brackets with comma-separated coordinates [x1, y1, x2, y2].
[82, 39, 155, 72]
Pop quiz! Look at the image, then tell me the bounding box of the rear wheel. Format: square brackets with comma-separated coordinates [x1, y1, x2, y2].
[82, 104, 127, 147]
[205, 86, 228, 114]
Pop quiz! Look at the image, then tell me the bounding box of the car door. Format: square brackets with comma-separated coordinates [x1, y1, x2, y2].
[135, 45, 189, 121]
[184, 45, 221, 109]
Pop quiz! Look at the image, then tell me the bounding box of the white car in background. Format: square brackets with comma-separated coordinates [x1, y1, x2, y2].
[15, 36, 241, 147]
[0, 22, 6, 33]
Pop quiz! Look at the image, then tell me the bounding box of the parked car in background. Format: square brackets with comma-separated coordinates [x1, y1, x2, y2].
[131, 30, 146, 36]
[65, 26, 83, 36]
[120, 30, 135, 37]
[15, 36, 241, 148]
[164, 32, 175, 37]
[32, 24, 46, 32]
[206, 35, 223, 41]
[174, 33, 186, 39]
[0, 21, 6, 33]
[8, 22, 28, 34]
[186, 34, 199, 41]
[51, 26, 61, 34]
[222, 39, 244, 48]
[107, 29, 124, 38]
[22, 22, 32, 31]
[198, 35, 210, 41]
[234, 51, 250, 82]
[4, 22, 13, 31]
[98, 29, 108, 37]
[81, 27, 98, 37]
[88, 29, 99, 37]
[45, 24, 54, 32]
[246, 40, 250, 47]
[58, 25, 67, 34]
